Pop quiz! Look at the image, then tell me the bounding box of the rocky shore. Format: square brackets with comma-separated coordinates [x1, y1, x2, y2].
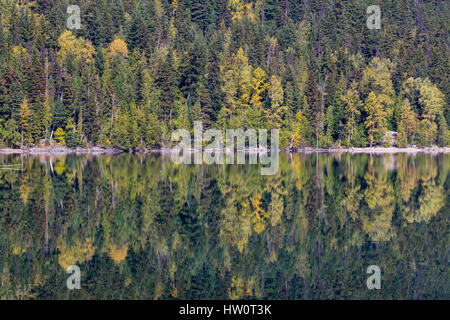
[0, 146, 122, 155]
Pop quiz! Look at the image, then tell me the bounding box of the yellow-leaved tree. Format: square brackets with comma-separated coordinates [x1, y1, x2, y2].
[397, 99, 417, 147]
[57, 30, 95, 65]
[107, 38, 129, 60]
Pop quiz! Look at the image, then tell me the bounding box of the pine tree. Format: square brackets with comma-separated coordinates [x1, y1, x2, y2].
[365, 92, 387, 148]
[205, 34, 224, 123]
[341, 86, 361, 145]
[251, 67, 269, 109]
[398, 99, 417, 147]
[266, 75, 286, 129]
[65, 118, 77, 149]
[19, 98, 32, 147]
[54, 127, 65, 145]
[154, 49, 176, 122]
[304, 73, 322, 148]
[291, 111, 310, 149]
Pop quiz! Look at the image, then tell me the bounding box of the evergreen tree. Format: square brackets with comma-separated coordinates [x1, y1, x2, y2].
[365, 92, 387, 147]
[341, 85, 361, 146]
[19, 98, 32, 147]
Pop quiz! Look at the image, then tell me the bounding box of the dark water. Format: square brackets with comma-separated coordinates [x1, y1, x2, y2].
[0, 153, 448, 300]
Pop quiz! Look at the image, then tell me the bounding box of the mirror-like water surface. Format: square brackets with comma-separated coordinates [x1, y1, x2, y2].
[0, 153, 448, 300]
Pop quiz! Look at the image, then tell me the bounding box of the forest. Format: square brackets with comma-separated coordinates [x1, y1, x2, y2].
[0, 0, 449, 150]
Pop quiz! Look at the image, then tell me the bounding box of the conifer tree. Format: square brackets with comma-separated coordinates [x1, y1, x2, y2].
[341, 86, 361, 146]
[365, 92, 387, 147]
[19, 98, 32, 147]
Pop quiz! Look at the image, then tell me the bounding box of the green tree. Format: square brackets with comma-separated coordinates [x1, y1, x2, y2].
[19, 98, 32, 147]
[65, 118, 77, 149]
[397, 99, 417, 147]
[365, 92, 387, 147]
[341, 86, 361, 146]
[54, 127, 66, 145]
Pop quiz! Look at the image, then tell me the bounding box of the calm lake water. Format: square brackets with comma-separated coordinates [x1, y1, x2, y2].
[0, 153, 448, 300]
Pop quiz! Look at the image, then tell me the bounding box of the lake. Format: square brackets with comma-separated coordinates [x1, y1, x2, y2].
[0, 153, 448, 299]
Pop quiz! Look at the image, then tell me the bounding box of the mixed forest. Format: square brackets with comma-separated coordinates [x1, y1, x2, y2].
[0, 0, 449, 149]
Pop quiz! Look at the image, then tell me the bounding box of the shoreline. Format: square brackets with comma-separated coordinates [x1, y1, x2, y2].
[290, 146, 450, 154]
[0, 146, 449, 155]
[0, 147, 122, 155]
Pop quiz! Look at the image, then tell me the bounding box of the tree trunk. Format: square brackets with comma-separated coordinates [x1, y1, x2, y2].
[44, 57, 49, 97]
[45, 205, 48, 251]
[261, 1, 265, 26]
[110, 162, 115, 209]
[110, 93, 115, 138]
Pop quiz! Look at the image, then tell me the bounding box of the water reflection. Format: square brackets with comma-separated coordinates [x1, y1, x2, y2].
[0, 153, 448, 299]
